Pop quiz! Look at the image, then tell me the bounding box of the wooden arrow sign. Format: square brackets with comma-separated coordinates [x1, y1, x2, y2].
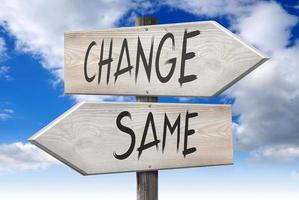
[29, 102, 232, 175]
[65, 21, 268, 97]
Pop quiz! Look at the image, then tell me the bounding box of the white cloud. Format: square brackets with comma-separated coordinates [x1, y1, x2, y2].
[0, 37, 6, 58]
[0, 142, 58, 175]
[234, 1, 298, 53]
[0, 108, 14, 121]
[228, 2, 299, 154]
[0, 66, 9, 75]
[164, 0, 251, 18]
[0, 0, 153, 102]
[0, 0, 133, 82]
[164, 0, 299, 163]
[250, 145, 299, 163]
[291, 171, 299, 181]
[0, 39, 12, 80]
[163, 1, 298, 53]
[0, 66, 12, 80]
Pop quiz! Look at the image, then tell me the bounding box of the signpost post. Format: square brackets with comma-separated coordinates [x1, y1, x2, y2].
[29, 17, 268, 200]
[135, 16, 158, 200]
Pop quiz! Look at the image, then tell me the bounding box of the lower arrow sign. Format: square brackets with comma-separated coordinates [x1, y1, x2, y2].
[29, 102, 233, 175]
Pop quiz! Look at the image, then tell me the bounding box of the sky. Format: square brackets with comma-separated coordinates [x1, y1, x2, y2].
[0, 0, 299, 199]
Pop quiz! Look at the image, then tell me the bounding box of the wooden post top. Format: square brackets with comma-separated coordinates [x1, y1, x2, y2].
[135, 16, 158, 26]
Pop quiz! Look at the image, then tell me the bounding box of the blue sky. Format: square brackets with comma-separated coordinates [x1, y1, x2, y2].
[0, 0, 299, 199]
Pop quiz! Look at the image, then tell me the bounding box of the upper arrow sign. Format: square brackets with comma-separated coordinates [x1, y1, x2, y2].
[64, 21, 268, 97]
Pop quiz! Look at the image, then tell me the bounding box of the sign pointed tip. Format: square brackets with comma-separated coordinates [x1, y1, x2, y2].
[27, 137, 34, 144]
[28, 134, 38, 144]
[257, 51, 270, 62]
[263, 56, 270, 61]
[210, 20, 270, 60]
[28, 102, 85, 143]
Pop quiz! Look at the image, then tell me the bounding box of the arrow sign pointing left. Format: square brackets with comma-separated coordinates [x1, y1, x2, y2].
[29, 102, 233, 175]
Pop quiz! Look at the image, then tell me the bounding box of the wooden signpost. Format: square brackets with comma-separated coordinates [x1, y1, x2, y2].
[135, 17, 158, 200]
[29, 17, 268, 200]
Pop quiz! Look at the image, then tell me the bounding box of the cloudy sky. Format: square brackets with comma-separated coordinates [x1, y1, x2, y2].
[0, 0, 299, 199]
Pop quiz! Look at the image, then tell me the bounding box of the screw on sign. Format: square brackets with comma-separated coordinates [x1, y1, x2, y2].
[29, 17, 268, 200]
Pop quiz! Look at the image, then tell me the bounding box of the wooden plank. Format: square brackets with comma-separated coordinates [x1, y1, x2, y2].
[64, 20, 268, 97]
[29, 102, 233, 175]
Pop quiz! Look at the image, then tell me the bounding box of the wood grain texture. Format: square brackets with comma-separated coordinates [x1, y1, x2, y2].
[64, 20, 268, 97]
[136, 16, 158, 200]
[29, 102, 233, 175]
[137, 171, 158, 200]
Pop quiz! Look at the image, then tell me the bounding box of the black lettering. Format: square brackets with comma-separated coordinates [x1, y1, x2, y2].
[114, 38, 133, 83]
[155, 33, 177, 83]
[178, 30, 200, 86]
[135, 37, 154, 83]
[162, 113, 181, 153]
[183, 111, 198, 157]
[113, 111, 135, 160]
[84, 41, 97, 82]
[137, 112, 160, 159]
[98, 39, 113, 84]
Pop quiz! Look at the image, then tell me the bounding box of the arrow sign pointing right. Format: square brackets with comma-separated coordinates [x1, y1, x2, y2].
[64, 21, 268, 97]
[29, 102, 232, 175]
